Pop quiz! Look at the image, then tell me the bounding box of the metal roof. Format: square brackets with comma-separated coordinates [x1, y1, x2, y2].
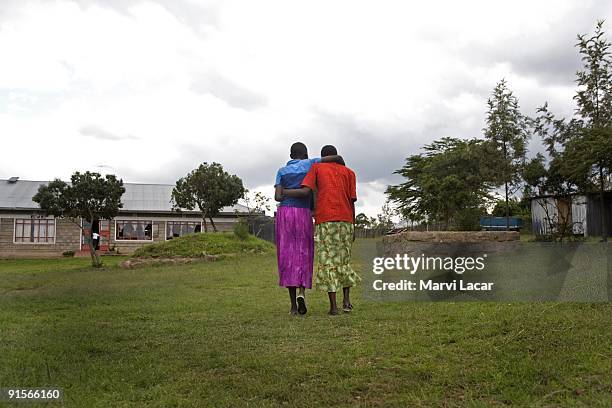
[0, 179, 249, 214]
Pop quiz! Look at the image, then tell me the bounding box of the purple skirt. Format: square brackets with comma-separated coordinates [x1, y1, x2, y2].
[275, 206, 314, 288]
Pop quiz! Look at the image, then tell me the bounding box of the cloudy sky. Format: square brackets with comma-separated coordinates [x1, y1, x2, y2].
[1, 0, 611, 216]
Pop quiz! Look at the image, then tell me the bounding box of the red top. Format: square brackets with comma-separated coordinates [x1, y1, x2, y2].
[301, 163, 357, 224]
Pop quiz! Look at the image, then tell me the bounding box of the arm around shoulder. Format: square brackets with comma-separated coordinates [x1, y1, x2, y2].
[274, 185, 284, 202]
[320, 155, 345, 166]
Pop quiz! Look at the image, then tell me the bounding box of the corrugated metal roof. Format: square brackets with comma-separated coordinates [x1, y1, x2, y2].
[0, 179, 249, 214]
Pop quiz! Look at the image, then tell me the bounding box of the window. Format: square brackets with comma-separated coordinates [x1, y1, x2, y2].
[166, 221, 201, 240]
[115, 220, 153, 241]
[14, 218, 55, 243]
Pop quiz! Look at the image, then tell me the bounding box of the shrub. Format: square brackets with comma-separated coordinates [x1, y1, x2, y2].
[233, 219, 250, 240]
[535, 234, 554, 242]
[454, 207, 481, 231]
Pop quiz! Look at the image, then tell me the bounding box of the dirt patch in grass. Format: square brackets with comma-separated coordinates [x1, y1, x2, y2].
[120, 255, 221, 269]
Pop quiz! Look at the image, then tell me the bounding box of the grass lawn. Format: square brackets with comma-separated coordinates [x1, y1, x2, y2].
[0, 239, 611, 407]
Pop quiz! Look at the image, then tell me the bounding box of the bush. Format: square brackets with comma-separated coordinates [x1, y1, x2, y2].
[492, 198, 531, 218]
[534, 233, 586, 243]
[455, 207, 481, 231]
[233, 219, 250, 240]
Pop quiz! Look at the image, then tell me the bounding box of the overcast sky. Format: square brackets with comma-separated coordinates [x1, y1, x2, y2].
[1, 0, 611, 216]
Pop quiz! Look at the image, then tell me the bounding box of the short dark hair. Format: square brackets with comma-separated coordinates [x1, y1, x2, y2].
[290, 142, 308, 159]
[321, 145, 337, 157]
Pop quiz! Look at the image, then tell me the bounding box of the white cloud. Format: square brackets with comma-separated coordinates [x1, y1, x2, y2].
[0, 0, 610, 217]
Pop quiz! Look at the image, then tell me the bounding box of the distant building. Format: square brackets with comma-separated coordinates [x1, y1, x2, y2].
[530, 193, 612, 237]
[0, 178, 249, 258]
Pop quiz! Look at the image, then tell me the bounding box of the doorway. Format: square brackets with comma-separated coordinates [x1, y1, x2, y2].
[81, 219, 110, 251]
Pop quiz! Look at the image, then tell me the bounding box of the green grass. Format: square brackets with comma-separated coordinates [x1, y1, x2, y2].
[132, 232, 275, 258]
[520, 232, 606, 243]
[520, 232, 536, 242]
[0, 240, 611, 407]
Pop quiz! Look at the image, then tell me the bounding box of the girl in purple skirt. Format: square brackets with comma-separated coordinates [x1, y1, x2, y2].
[274, 142, 343, 315]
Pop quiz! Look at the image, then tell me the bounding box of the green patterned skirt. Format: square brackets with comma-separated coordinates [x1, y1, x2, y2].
[314, 222, 361, 292]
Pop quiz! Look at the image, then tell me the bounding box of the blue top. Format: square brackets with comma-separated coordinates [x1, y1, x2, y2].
[275, 158, 321, 208]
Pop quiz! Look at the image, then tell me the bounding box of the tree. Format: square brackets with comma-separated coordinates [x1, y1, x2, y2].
[522, 153, 548, 198]
[491, 198, 529, 217]
[375, 201, 395, 232]
[171, 162, 246, 232]
[386, 137, 496, 230]
[242, 189, 271, 238]
[33, 172, 125, 267]
[532, 21, 612, 241]
[243, 189, 271, 216]
[354, 213, 374, 230]
[483, 79, 530, 231]
[528, 109, 585, 241]
[564, 21, 612, 241]
[532, 105, 591, 195]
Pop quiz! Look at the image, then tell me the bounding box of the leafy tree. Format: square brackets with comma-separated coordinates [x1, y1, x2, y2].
[491, 198, 529, 217]
[526, 105, 589, 196]
[243, 189, 271, 215]
[574, 21, 612, 132]
[483, 79, 530, 230]
[355, 213, 374, 230]
[522, 153, 548, 197]
[532, 21, 612, 241]
[172, 162, 246, 232]
[242, 189, 272, 238]
[33, 172, 125, 267]
[521, 127, 584, 241]
[527, 107, 590, 241]
[564, 21, 612, 240]
[455, 207, 484, 231]
[375, 201, 396, 232]
[386, 137, 496, 230]
[355, 206, 395, 235]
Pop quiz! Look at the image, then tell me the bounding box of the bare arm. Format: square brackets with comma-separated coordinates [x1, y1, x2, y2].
[321, 155, 345, 166]
[282, 186, 312, 198]
[274, 185, 283, 202]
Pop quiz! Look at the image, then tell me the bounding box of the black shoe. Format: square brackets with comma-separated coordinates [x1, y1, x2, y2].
[297, 295, 307, 315]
